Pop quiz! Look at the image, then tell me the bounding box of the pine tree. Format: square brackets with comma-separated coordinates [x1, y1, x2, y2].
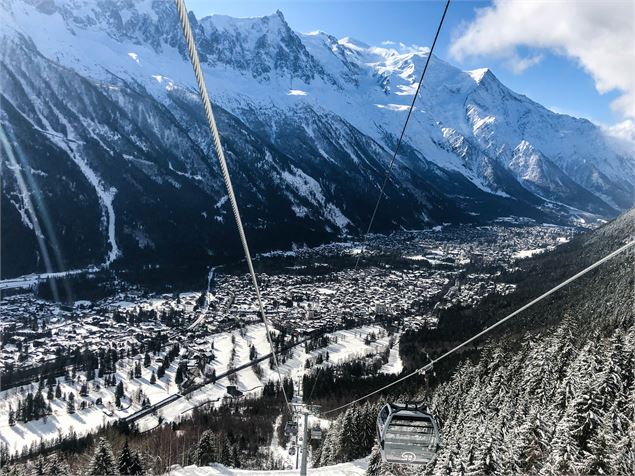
[541, 415, 582, 476]
[46, 454, 71, 476]
[33, 390, 46, 419]
[569, 387, 603, 450]
[337, 406, 359, 462]
[66, 393, 75, 414]
[143, 352, 151, 368]
[117, 441, 143, 475]
[195, 430, 219, 466]
[8, 405, 15, 426]
[175, 364, 185, 385]
[16, 399, 23, 423]
[358, 403, 377, 457]
[115, 381, 124, 399]
[582, 418, 615, 475]
[365, 445, 383, 476]
[610, 422, 635, 475]
[128, 450, 144, 475]
[513, 412, 549, 473]
[55, 383, 62, 399]
[231, 445, 240, 468]
[469, 435, 501, 475]
[87, 438, 118, 475]
[318, 419, 339, 466]
[219, 435, 232, 466]
[31, 456, 47, 476]
[24, 392, 34, 422]
[433, 442, 460, 476]
[118, 441, 134, 475]
[150, 372, 156, 384]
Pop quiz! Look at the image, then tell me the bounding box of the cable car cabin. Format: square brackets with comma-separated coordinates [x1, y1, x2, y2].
[285, 421, 298, 436]
[311, 426, 322, 440]
[377, 403, 440, 465]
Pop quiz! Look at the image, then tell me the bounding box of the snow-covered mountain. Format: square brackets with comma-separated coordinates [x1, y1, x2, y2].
[1, 0, 633, 277]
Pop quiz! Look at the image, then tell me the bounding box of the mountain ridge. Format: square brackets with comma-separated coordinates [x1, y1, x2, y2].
[1, 0, 633, 278]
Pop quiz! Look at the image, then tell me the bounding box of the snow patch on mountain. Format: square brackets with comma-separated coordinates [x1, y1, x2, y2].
[281, 167, 323, 205]
[58, 139, 121, 265]
[468, 67, 490, 83]
[280, 166, 350, 231]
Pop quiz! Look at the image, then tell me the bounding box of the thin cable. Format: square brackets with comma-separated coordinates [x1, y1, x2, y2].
[324, 239, 635, 415]
[306, 366, 322, 404]
[175, 0, 291, 413]
[354, 0, 451, 271]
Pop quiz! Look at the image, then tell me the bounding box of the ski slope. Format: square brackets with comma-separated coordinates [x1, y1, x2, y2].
[134, 324, 399, 432]
[0, 322, 399, 455]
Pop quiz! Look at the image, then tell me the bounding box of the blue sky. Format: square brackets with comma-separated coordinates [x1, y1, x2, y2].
[187, 0, 629, 126]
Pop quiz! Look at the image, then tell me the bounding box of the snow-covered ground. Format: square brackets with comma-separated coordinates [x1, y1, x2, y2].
[380, 339, 403, 375]
[168, 458, 368, 475]
[135, 325, 399, 431]
[513, 248, 546, 259]
[0, 268, 94, 290]
[0, 323, 399, 455]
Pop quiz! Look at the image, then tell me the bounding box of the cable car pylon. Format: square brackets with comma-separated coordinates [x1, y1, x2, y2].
[287, 376, 321, 475]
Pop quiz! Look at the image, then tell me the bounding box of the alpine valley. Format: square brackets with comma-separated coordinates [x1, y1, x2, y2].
[2, 0, 634, 277]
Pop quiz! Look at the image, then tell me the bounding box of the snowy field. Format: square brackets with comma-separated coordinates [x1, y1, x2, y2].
[512, 248, 546, 259]
[0, 324, 400, 455]
[134, 324, 401, 431]
[168, 458, 368, 475]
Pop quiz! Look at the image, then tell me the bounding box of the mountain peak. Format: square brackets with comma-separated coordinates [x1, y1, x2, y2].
[337, 36, 370, 52]
[190, 10, 332, 84]
[467, 67, 492, 84]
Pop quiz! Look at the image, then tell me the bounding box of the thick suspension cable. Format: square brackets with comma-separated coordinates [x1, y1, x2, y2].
[354, 0, 451, 270]
[325, 239, 635, 415]
[175, 0, 291, 412]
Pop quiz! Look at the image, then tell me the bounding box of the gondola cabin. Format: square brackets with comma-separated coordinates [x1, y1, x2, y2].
[377, 402, 440, 464]
[311, 426, 322, 440]
[285, 421, 298, 436]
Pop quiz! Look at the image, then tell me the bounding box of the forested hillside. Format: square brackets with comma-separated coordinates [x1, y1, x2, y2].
[317, 210, 634, 475]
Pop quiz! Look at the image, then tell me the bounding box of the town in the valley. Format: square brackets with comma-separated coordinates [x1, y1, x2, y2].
[0, 222, 576, 457]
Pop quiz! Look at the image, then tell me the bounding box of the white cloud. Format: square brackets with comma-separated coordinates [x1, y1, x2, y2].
[450, 0, 635, 119]
[602, 119, 635, 154]
[506, 53, 543, 74]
